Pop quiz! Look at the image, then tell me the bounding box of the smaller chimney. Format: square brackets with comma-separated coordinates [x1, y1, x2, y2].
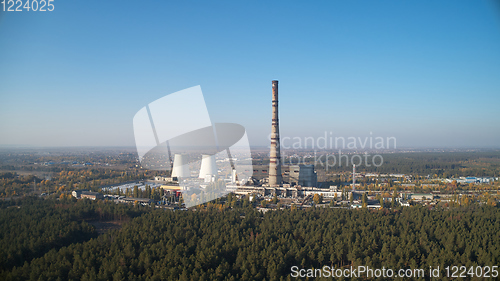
[352, 164, 356, 191]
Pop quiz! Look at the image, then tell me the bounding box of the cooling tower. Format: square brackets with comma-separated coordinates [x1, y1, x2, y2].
[199, 154, 217, 179]
[171, 154, 190, 178]
[269, 80, 282, 186]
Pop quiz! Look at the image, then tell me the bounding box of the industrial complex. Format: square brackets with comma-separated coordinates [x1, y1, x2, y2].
[149, 80, 327, 202]
[68, 80, 498, 209]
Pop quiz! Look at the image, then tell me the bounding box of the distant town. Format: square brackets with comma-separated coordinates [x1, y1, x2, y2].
[1, 146, 499, 211]
[67, 167, 499, 212]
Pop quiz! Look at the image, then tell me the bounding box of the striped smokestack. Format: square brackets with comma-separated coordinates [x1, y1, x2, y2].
[269, 80, 282, 186]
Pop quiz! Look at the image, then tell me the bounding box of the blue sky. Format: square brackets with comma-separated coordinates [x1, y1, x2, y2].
[0, 0, 499, 148]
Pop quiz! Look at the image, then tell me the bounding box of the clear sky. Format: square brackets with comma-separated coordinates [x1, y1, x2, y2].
[1, 0, 499, 148]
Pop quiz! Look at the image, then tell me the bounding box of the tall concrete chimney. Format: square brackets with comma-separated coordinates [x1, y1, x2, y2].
[269, 80, 282, 186]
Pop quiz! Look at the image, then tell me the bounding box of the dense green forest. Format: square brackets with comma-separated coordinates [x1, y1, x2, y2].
[0, 168, 163, 198]
[1, 198, 499, 280]
[296, 151, 500, 177]
[0, 198, 147, 278]
[363, 152, 500, 177]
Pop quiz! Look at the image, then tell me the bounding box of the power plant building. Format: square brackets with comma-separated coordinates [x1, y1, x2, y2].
[287, 165, 317, 187]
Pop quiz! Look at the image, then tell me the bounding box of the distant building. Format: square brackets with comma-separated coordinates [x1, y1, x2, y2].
[465, 177, 476, 183]
[118, 197, 153, 205]
[252, 164, 317, 187]
[154, 176, 172, 182]
[72, 190, 89, 199]
[160, 185, 181, 191]
[478, 177, 495, 184]
[399, 201, 410, 207]
[409, 193, 433, 201]
[252, 165, 269, 182]
[303, 190, 342, 199]
[80, 191, 103, 200]
[160, 185, 182, 197]
[421, 184, 439, 188]
[457, 177, 478, 184]
[453, 177, 496, 184]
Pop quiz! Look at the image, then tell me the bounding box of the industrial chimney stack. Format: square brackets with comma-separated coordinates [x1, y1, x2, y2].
[269, 80, 282, 186]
